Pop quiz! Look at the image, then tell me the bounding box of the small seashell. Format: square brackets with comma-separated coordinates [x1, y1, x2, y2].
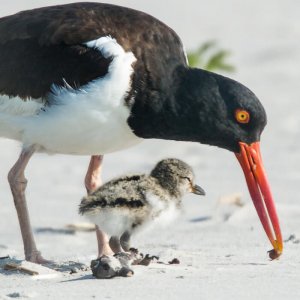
[268, 249, 281, 260]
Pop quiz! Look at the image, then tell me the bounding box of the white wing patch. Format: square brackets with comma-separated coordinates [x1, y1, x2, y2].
[0, 36, 142, 154]
[85, 36, 126, 58]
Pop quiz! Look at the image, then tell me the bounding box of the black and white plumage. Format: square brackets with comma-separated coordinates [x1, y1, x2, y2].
[0, 2, 283, 262]
[0, 35, 140, 154]
[79, 159, 205, 239]
[0, 2, 185, 155]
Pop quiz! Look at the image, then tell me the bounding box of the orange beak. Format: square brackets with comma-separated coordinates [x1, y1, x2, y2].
[235, 142, 283, 258]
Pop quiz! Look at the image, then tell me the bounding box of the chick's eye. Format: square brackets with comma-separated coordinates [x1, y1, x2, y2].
[235, 109, 250, 124]
[182, 177, 191, 183]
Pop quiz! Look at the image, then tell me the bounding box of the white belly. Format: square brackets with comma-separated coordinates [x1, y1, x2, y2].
[88, 208, 138, 237]
[20, 95, 142, 155]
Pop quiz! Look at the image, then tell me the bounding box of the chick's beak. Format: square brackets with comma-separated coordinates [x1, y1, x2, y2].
[235, 142, 283, 258]
[192, 184, 206, 196]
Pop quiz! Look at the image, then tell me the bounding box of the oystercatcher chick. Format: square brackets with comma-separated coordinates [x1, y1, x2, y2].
[79, 158, 205, 254]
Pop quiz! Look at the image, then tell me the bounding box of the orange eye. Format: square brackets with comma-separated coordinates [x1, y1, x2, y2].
[235, 109, 250, 124]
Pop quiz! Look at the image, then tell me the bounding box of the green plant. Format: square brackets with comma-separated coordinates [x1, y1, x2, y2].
[187, 41, 235, 73]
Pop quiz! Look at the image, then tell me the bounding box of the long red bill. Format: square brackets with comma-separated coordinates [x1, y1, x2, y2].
[235, 142, 283, 258]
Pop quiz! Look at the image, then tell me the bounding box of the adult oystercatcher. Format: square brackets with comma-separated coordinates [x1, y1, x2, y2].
[0, 2, 282, 263]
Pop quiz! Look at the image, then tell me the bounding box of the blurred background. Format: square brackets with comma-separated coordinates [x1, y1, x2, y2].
[0, 0, 300, 262]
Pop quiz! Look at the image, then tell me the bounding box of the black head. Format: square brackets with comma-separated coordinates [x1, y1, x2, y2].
[128, 66, 267, 153]
[150, 158, 195, 181]
[173, 67, 267, 153]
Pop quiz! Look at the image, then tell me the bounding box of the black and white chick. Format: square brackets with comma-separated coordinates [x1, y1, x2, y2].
[79, 158, 205, 255]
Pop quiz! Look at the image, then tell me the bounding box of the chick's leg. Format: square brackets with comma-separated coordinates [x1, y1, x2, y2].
[120, 231, 131, 252]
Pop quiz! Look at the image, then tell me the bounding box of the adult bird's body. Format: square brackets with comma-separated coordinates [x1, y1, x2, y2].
[0, 2, 282, 263]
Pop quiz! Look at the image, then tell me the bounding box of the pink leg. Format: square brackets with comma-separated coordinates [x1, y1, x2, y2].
[8, 146, 50, 264]
[85, 155, 103, 194]
[85, 155, 113, 257]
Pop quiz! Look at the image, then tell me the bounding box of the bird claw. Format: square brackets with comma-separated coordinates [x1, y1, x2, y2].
[26, 250, 54, 265]
[129, 247, 139, 255]
[113, 248, 158, 266]
[132, 254, 159, 266]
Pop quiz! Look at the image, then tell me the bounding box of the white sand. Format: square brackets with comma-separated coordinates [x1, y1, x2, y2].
[1, 1, 300, 299]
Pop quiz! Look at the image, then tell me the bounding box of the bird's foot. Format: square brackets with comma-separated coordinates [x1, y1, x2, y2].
[129, 247, 139, 255]
[112, 248, 144, 265]
[26, 251, 90, 273]
[91, 255, 133, 279]
[114, 248, 159, 266]
[132, 253, 159, 266]
[26, 251, 53, 265]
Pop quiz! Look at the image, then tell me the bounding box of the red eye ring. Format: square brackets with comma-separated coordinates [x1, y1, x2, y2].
[235, 109, 250, 124]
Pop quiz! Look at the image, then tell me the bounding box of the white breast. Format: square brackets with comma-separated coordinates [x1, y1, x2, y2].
[144, 193, 181, 230]
[0, 36, 142, 155]
[87, 208, 140, 237]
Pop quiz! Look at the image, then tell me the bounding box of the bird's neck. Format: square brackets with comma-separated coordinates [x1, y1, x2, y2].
[150, 176, 184, 200]
[127, 66, 215, 143]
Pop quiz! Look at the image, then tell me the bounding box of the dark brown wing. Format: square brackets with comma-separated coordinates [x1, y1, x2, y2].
[0, 2, 187, 100]
[0, 3, 121, 100]
[0, 39, 111, 99]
